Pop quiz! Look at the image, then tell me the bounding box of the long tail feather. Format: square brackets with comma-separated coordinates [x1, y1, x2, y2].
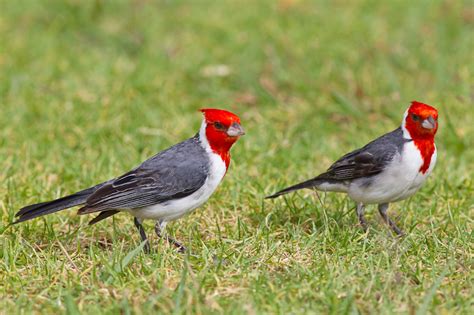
[265, 178, 320, 199]
[14, 185, 101, 224]
[88, 210, 119, 225]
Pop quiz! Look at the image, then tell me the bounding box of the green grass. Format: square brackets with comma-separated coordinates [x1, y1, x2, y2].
[1, 0, 473, 313]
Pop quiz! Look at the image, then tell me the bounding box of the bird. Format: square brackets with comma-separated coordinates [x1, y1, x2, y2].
[14, 108, 245, 253]
[266, 101, 438, 235]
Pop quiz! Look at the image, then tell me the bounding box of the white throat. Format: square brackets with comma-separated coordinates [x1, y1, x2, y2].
[199, 120, 213, 153]
[401, 109, 412, 140]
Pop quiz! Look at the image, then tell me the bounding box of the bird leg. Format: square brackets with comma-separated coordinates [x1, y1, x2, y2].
[154, 221, 186, 253]
[133, 217, 150, 253]
[356, 203, 368, 232]
[378, 203, 404, 236]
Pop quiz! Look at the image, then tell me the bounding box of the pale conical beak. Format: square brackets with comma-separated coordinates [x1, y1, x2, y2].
[227, 122, 245, 137]
[422, 116, 436, 129]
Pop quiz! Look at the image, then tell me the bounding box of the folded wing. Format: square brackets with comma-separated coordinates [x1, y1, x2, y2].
[317, 127, 407, 182]
[78, 136, 209, 214]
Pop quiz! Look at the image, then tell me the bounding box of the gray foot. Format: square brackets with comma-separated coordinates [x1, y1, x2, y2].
[356, 203, 368, 232]
[155, 221, 186, 253]
[134, 217, 150, 253]
[378, 203, 404, 236]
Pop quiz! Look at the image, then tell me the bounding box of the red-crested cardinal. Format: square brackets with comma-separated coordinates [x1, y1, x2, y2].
[266, 101, 438, 235]
[14, 109, 245, 252]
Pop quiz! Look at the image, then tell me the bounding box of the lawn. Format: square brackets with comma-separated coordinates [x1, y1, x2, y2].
[1, 0, 473, 314]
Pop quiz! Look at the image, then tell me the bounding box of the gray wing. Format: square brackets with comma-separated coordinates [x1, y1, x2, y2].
[78, 135, 209, 213]
[316, 127, 409, 182]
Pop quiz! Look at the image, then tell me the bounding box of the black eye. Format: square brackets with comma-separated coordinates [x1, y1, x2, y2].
[411, 114, 420, 121]
[214, 122, 225, 130]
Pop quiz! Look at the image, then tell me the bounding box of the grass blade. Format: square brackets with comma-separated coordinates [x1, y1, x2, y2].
[416, 269, 449, 315]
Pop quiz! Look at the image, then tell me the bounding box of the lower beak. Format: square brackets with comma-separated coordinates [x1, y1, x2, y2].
[227, 123, 245, 137]
[422, 116, 436, 129]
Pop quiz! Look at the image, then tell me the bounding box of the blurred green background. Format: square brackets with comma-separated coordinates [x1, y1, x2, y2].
[1, 0, 473, 314]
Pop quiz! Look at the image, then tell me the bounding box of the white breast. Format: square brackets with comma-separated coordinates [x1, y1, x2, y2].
[134, 153, 226, 222]
[398, 144, 436, 201]
[131, 121, 227, 222]
[348, 141, 436, 204]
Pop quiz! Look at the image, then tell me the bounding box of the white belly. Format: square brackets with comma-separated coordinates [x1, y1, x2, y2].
[348, 142, 436, 204]
[129, 153, 227, 222]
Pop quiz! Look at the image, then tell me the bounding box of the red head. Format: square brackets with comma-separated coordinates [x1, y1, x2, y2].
[403, 101, 438, 174]
[404, 101, 438, 140]
[200, 108, 245, 168]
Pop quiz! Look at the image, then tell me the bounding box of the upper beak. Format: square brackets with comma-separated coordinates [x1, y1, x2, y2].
[227, 122, 245, 137]
[422, 116, 436, 129]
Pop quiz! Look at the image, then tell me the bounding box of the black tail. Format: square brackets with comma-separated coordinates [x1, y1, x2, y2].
[265, 178, 321, 199]
[13, 183, 105, 224]
[88, 210, 119, 225]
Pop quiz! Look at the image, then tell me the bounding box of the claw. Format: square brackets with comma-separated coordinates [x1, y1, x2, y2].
[143, 241, 151, 254]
